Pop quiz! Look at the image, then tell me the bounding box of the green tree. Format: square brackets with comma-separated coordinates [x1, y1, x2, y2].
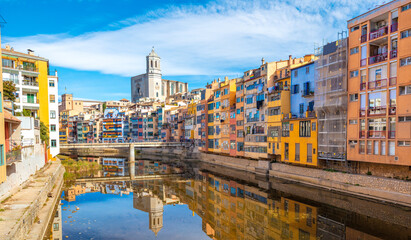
[3, 80, 16, 101]
[102, 102, 107, 112]
[22, 109, 31, 116]
[40, 121, 50, 146]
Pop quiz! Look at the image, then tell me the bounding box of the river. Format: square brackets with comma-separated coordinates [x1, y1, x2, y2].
[45, 156, 411, 240]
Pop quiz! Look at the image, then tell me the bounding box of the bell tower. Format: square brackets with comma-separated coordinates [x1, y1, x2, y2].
[146, 47, 162, 99]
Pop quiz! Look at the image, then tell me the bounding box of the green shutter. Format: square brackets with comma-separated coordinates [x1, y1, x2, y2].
[0, 145, 4, 166]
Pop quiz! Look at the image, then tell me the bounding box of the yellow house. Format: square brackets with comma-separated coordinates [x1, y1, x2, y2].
[281, 116, 318, 166]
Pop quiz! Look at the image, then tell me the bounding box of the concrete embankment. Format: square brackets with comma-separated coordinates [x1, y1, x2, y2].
[0, 160, 64, 240]
[199, 152, 411, 207]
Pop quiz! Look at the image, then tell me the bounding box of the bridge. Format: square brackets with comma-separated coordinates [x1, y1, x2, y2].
[60, 142, 196, 179]
[60, 142, 194, 149]
[75, 174, 184, 183]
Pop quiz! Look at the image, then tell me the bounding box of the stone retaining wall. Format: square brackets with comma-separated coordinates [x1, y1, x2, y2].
[5, 163, 64, 240]
[270, 162, 411, 195]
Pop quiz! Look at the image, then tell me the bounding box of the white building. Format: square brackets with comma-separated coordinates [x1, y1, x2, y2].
[131, 48, 188, 102]
[48, 71, 59, 157]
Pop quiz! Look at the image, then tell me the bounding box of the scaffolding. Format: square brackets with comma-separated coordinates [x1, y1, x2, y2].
[314, 32, 348, 164]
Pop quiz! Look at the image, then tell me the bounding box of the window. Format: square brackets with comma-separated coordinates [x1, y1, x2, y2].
[381, 141, 386, 155]
[282, 122, 290, 137]
[312, 122, 316, 131]
[299, 121, 311, 137]
[350, 70, 359, 78]
[402, 3, 411, 11]
[359, 140, 365, 154]
[398, 141, 410, 146]
[50, 95, 55, 103]
[51, 140, 57, 147]
[400, 57, 411, 67]
[401, 29, 411, 39]
[350, 47, 359, 55]
[268, 107, 280, 116]
[50, 110, 56, 119]
[284, 143, 289, 160]
[306, 66, 310, 74]
[0, 145, 3, 166]
[295, 143, 300, 161]
[350, 93, 358, 102]
[399, 116, 411, 122]
[50, 124, 56, 132]
[292, 84, 299, 94]
[49, 80, 55, 87]
[53, 223, 59, 231]
[388, 141, 395, 156]
[349, 119, 358, 124]
[399, 85, 411, 95]
[299, 103, 304, 114]
[351, 25, 359, 32]
[374, 141, 379, 155]
[294, 70, 298, 77]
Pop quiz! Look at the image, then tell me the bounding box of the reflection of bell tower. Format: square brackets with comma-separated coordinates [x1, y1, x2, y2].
[149, 198, 163, 237]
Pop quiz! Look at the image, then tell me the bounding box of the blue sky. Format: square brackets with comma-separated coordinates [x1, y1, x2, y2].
[1, 0, 382, 101]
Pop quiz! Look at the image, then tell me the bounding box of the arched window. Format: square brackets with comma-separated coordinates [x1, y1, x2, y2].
[155, 61, 157, 68]
[151, 60, 153, 68]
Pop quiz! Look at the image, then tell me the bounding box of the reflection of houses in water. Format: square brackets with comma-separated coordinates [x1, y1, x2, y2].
[170, 171, 320, 240]
[137, 160, 172, 175]
[65, 184, 86, 202]
[103, 181, 131, 195]
[51, 201, 62, 240]
[102, 157, 126, 176]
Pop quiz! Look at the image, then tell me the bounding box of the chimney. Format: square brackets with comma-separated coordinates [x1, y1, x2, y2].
[27, 49, 35, 55]
[261, 57, 265, 65]
[218, 77, 221, 82]
[288, 55, 292, 66]
[5, 45, 10, 50]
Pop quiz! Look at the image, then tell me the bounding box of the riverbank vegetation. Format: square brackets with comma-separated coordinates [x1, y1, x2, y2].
[59, 155, 102, 186]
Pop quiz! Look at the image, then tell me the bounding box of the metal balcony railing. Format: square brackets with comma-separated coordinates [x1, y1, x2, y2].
[389, 77, 397, 86]
[360, 82, 366, 91]
[360, 108, 366, 117]
[391, 22, 398, 32]
[388, 131, 396, 139]
[368, 79, 387, 90]
[359, 130, 366, 138]
[369, 26, 388, 40]
[360, 58, 367, 67]
[389, 106, 396, 115]
[368, 106, 387, 116]
[367, 130, 386, 139]
[369, 53, 388, 65]
[22, 80, 39, 87]
[6, 140, 22, 165]
[390, 49, 397, 59]
[361, 34, 367, 43]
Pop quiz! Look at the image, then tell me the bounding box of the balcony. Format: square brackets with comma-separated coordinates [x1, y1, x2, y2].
[360, 82, 367, 91]
[359, 130, 366, 138]
[22, 80, 39, 87]
[360, 59, 367, 67]
[368, 52, 388, 65]
[389, 77, 396, 86]
[246, 117, 260, 123]
[390, 49, 397, 59]
[368, 130, 386, 139]
[389, 106, 396, 115]
[391, 22, 398, 33]
[6, 141, 22, 165]
[360, 108, 366, 117]
[368, 106, 386, 116]
[367, 79, 387, 90]
[388, 131, 396, 139]
[361, 34, 367, 43]
[369, 26, 388, 41]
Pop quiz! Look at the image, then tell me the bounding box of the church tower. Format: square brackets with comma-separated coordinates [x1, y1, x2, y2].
[148, 196, 163, 237]
[146, 47, 162, 99]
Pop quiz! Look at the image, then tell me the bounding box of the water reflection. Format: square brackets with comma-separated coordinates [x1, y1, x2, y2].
[49, 159, 410, 240]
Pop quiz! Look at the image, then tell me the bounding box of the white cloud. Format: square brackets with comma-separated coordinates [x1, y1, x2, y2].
[4, 0, 380, 77]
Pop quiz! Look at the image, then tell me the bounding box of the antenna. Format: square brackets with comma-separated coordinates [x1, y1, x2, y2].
[0, 14, 7, 27]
